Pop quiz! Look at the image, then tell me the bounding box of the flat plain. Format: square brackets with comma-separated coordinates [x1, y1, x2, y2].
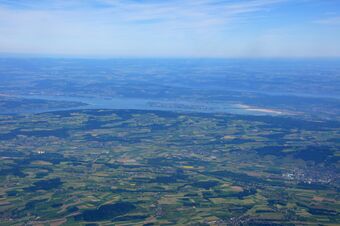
[0, 109, 339, 225]
[0, 59, 339, 225]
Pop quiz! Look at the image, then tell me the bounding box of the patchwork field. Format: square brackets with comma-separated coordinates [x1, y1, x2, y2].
[0, 109, 339, 225]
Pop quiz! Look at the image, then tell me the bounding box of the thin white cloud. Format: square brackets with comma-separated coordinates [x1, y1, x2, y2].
[315, 16, 340, 25]
[0, 0, 286, 27]
[100, 0, 285, 25]
[0, 0, 339, 57]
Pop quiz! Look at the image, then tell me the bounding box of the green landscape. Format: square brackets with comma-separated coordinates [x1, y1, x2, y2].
[1, 0, 340, 225]
[1, 109, 339, 225]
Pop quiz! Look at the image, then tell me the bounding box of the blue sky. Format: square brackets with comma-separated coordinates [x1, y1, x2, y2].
[0, 0, 339, 57]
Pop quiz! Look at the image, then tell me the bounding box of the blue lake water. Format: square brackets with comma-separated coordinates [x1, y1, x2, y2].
[21, 95, 282, 116]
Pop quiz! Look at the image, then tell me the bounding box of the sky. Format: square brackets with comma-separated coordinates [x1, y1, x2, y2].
[0, 0, 340, 58]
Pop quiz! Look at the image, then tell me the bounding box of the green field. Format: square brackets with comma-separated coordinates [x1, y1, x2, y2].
[0, 109, 339, 225]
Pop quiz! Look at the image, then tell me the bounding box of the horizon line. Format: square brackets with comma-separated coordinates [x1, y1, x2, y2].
[1, 52, 340, 60]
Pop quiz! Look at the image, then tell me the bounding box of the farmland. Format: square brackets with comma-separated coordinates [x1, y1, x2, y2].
[0, 109, 339, 225]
